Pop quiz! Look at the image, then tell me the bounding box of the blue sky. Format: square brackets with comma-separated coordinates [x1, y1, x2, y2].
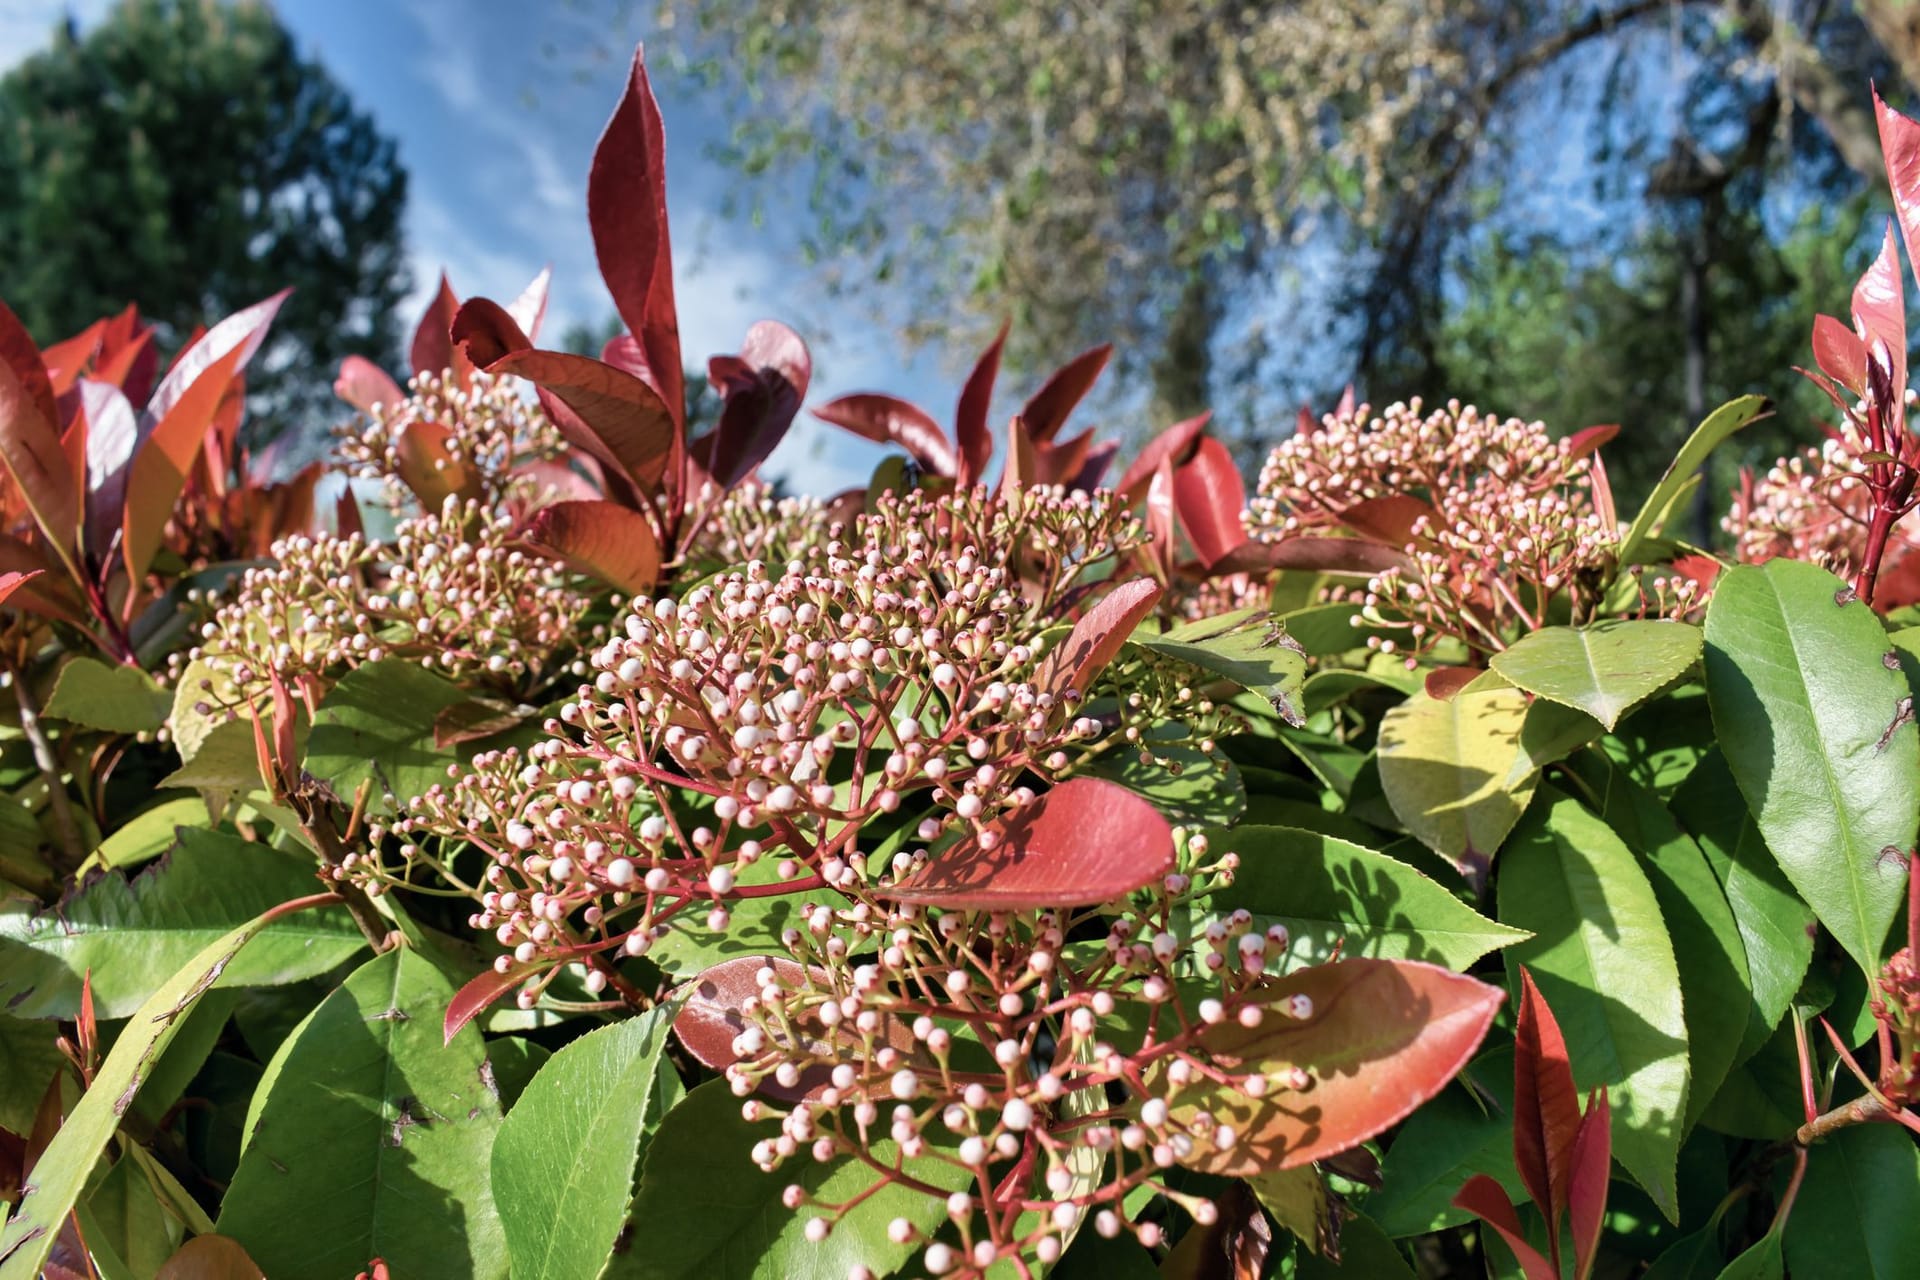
[0, 0, 930, 494]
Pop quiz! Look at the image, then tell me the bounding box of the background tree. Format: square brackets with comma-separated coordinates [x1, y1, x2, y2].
[635, 0, 1910, 505]
[0, 0, 410, 437]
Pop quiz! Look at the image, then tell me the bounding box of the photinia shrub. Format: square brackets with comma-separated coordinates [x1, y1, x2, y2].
[2, 44, 1919, 1280]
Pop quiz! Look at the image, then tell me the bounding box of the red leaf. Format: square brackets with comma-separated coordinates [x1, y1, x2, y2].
[154, 1234, 266, 1279]
[1852, 224, 1907, 419]
[1811, 314, 1870, 397]
[1172, 435, 1247, 567]
[0, 570, 44, 609]
[881, 776, 1173, 909]
[410, 272, 462, 379]
[39, 320, 104, 395]
[589, 47, 684, 430]
[1172, 958, 1505, 1175]
[1000, 414, 1038, 494]
[1451, 1175, 1558, 1280]
[1568, 1087, 1611, 1280]
[1876, 85, 1920, 301]
[333, 355, 405, 416]
[812, 394, 957, 477]
[1144, 458, 1177, 582]
[1021, 343, 1111, 443]
[450, 297, 532, 370]
[1424, 667, 1481, 702]
[1033, 426, 1096, 488]
[523, 498, 661, 593]
[1041, 575, 1162, 697]
[1210, 537, 1411, 577]
[1564, 423, 1619, 462]
[444, 965, 530, 1045]
[506, 266, 552, 343]
[1117, 411, 1210, 502]
[487, 349, 677, 488]
[147, 291, 287, 427]
[96, 327, 157, 404]
[954, 320, 1007, 487]
[1069, 438, 1119, 492]
[695, 320, 811, 488]
[123, 342, 254, 585]
[1513, 966, 1583, 1252]
[0, 300, 79, 560]
[1337, 495, 1434, 547]
[392, 416, 477, 511]
[77, 379, 138, 560]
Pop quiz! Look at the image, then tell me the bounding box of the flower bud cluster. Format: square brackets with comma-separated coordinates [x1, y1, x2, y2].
[176, 500, 590, 707]
[336, 368, 563, 508]
[722, 833, 1317, 1277]
[1245, 397, 1588, 537]
[1724, 428, 1920, 584]
[684, 483, 835, 576]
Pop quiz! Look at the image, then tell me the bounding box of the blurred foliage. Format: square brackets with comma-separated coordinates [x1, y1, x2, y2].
[0, 0, 410, 437]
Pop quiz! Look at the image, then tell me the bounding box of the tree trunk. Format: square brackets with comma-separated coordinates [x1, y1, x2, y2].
[1149, 270, 1220, 425]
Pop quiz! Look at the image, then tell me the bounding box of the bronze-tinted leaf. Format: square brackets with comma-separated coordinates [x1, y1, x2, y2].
[523, 499, 661, 593]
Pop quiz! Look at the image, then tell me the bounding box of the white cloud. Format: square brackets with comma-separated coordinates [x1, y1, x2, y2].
[0, 0, 112, 74]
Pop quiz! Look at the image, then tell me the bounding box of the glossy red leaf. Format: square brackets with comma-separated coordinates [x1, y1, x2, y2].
[673, 955, 920, 1102]
[77, 379, 138, 560]
[1568, 1087, 1611, 1280]
[1117, 411, 1209, 502]
[523, 498, 661, 593]
[487, 349, 677, 488]
[39, 321, 104, 395]
[153, 1234, 266, 1280]
[95, 326, 156, 403]
[589, 47, 683, 429]
[1022, 343, 1112, 444]
[1042, 575, 1162, 697]
[1144, 458, 1177, 582]
[1210, 537, 1411, 578]
[1852, 224, 1907, 419]
[1876, 86, 1920, 294]
[511, 457, 603, 507]
[444, 964, 533, 1044]
[1170, 958, 1504, 1175]
[1451, 1175, 1557, 1280]
[812, 394, 957, 477]
[410, 272, 461, 379]
[1034, 426, 1096, 488]
[1337, 495, 1434, 547]
[1808, 315, 1868, 399]
[1172, 435, 1247, 567]
[1424, 666, 1481, 702]
[1069, 438, 1119, 492]
[506, 266, 552, 343]
[123, 342, 253, 585]
[695, 320, 811, 488]
[148, 291, 287, 428]
[1001, 414, 1038, 494]
[882, 776, 1173, 909]
[1514, 967, 1582, 1264]
[333, 355, 405, 416]
[449, 297, 532, 370]
[1564, 423, 1619, 462]
[393, 416, 477, 511]
[952, 320, 1007, 487]
[0, 300, 79, 560]
[0, 569, 44, 609]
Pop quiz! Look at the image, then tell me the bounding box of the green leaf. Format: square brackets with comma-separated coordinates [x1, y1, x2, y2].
[1618, 395, 1770, 571]
[216, 947, 508, 1280]
[1051, 1232, 1160, 1279]
[77, 1156, 183, 1280]
[0, 1011, 65, 1131]
[0, 893, 333, 1280]
[80, 797, 207, 872]
[1696, 1019, 1802, 1141]
[484, 1035, 551, 1110]
[304, 658, 470, 810]
[157, 717, 270, 793]
[1198, 825, 1528, 971]
[493, 1007, 681, 1280]
[1498, 789, 1690, 1220]
[1081, 734, 1245, 826]
[1295, 1214, 1418, 1278]
[1250, 1166, 1336, 1254]
[1490, 620, 1701, 731]
[648, 892, 802, 976]
[609, 1078, 970, 1280]
[1782, 1121, 1920, 1280]
[1703, 559, 1916, 978]
[43, 656, 172, 733]
[1378, 685, 1538, 879]
[1370, 1048, 1525, 1237]
[0, 827, 365, 1018]
[1671, 751, 1815, 1063]
[1134, 607, 1308, 724]
[1567, 753, 1749, 1130]
[1716, 1232, 1783, 1280]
